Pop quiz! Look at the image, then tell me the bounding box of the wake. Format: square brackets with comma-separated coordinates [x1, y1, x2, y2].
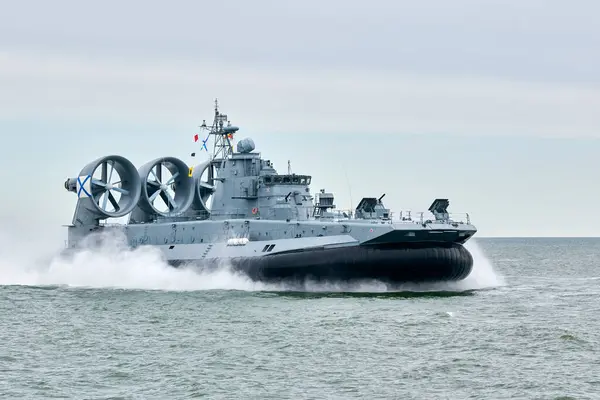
[0, 229, 504, 292]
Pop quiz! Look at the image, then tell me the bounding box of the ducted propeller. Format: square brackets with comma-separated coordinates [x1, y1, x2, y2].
[136, 157, 194, 218]
[65, 155, 141, 224]
[188, 160, 217, 216]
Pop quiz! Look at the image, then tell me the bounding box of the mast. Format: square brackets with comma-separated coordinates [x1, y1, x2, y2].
[191, 99, 240, 189]
[197, 99, 239, 162]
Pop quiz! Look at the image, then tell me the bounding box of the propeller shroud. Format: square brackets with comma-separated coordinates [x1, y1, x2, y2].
[190, 160, 217, 216]
[76, 155, 142, 220]
[136, 157, 195, 217]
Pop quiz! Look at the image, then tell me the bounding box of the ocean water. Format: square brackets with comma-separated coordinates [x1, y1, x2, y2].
[0, 236, 598, 399]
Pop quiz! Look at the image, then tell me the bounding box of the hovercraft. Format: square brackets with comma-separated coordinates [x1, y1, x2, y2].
[62, 100, 477, 285]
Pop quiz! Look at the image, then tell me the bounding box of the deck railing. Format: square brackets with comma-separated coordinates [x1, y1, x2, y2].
[96, 208, 471, 225]
[395, 211, 471, 225]
[319, 209, 471, 225]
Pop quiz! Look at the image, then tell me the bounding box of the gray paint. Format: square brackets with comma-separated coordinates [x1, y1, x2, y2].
[63, 102, 477, 260]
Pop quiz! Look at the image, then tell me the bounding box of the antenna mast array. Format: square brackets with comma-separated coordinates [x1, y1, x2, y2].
[198, 99, 239, 161]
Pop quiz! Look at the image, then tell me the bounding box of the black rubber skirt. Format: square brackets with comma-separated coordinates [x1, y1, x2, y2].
[175, 242, 474, 284]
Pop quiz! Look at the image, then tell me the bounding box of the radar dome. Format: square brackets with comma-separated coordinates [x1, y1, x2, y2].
[237, 138, 255, 153]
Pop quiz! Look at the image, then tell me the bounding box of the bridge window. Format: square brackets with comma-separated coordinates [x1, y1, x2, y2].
[264, 175, 312, 185]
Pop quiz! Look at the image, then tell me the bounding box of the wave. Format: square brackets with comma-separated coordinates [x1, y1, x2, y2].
[0, 228, 503, 292]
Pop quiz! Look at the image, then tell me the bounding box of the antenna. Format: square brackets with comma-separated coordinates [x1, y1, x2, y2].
[195, 99, 239, 162]
[288, 160, 292, 175]
[344, 164, 353, 217]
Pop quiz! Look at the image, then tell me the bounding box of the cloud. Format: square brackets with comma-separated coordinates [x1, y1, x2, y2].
[2, 0, 599, 84]
[1, 50, 599, 138]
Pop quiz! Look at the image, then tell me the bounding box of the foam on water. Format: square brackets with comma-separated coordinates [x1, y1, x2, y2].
[0, 228, 504, 292]
[0, 230, 271, 292]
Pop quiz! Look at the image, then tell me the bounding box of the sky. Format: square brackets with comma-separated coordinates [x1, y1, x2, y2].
[1, 0, 599, 240]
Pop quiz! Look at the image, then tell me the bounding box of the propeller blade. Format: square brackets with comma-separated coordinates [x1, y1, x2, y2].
[91, 179, 106, 187]
[162, 190, 176, 211]
[108, 191, 120, 212]
[108, 160, 115, 183]
[165, 190, 176, 210]
[149, 169, 161, 185]
[91, 186, 105, 197]
[199, 182, 214, 191]
[159, 191, 173, 211]
[102, 191, 108, 210]
[156, 164, 162, 183]
[149, 187, 162, 202]
[111, 187, 129, 195]
[101, 162, 108, 183]
[166, 172, 179, 185]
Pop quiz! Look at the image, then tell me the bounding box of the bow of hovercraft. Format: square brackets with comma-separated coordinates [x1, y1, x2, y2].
[356, 198, 476, 283]
[231, 199, 477, 285]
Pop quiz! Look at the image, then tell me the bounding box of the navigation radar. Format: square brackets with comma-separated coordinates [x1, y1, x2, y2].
[237, 138, 255, 153]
